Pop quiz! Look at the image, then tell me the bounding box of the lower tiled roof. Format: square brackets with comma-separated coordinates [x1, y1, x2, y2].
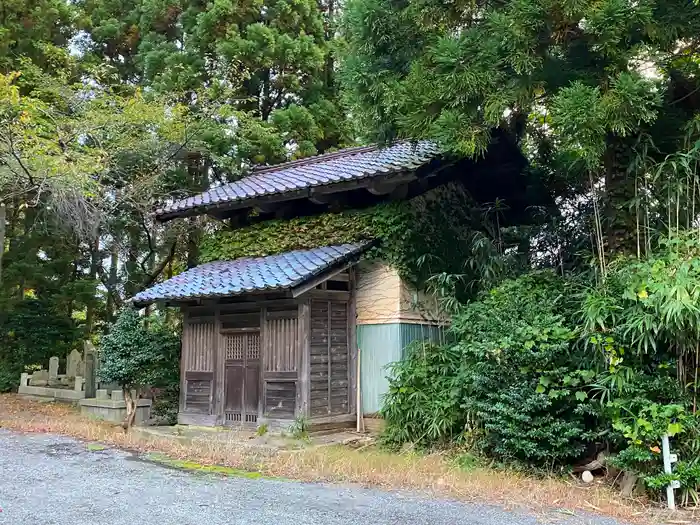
[131, 243, 371, 304]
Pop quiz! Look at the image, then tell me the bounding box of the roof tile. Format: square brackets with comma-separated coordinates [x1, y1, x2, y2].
[156, 141, 440, 220]
[130, 243, 371, 305]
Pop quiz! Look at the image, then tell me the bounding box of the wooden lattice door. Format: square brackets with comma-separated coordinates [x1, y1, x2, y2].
[223, 331, 260, 425]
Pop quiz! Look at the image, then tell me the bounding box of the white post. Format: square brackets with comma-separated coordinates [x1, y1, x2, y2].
[662, 434, 676, 510]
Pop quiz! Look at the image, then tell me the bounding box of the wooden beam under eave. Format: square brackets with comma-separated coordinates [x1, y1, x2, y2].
[366, 173, 417, 195]
[308, 192, 333, 205]
[291, 262, 356, 298]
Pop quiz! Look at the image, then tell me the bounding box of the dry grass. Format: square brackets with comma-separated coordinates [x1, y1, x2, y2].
[0, 394, 692, 524]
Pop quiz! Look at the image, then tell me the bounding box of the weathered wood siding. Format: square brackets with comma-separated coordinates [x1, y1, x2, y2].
[266, 315, 299, 372]
[262, 308, 299, 418]
[181, 318, 216, 417]
[309, 299, 349, 417]
[178, 286, 357, 426]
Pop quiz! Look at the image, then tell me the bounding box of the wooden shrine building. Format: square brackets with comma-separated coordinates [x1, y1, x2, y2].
[133, 243, 370, 427]
[132, 139, 530, 428]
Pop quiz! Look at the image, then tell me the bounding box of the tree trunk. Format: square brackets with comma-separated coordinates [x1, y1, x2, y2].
[185, 153, 209, 269]
[122, 386, 137, 429]
[603, 135, 637, 256]
[164, 258, 173, 325]
[125, 221, 140, 298]
[106, 238, 119, 321]
[0, 200, 5, 287]
[19, 203, 37, 297]
[85, 234, 100, 335]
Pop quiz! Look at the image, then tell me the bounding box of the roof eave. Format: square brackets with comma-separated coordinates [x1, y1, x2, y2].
[153, 157, 445, 222]
[129, 241, 376, 306]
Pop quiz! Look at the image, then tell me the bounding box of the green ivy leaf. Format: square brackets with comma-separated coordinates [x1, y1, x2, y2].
[535, 384, 546, 394]
[667, 422, 683, 436]
[575, 391, 587, 401]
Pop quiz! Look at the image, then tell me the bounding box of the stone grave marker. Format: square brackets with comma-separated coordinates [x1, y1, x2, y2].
[48, 356, 59, 380]
[66, 349, 83, 378]
[29, 369, 49, 387]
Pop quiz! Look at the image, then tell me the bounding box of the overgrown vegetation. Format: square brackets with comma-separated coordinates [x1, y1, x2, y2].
[200, 184, 517, 293]
[384, 273, 602, 464]
[383, 238, 700, 503]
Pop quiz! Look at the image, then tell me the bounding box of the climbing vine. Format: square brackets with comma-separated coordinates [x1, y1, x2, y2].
[199, 184, 490, 290]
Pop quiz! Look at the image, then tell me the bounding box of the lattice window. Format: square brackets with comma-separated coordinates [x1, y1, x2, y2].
[225, 335, 245, 360]
[245, 414, 258, 423]
[224, 333, 260, 361]
[247, 333, 260, 360]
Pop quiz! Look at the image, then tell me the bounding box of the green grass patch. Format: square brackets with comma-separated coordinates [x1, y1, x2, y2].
[145, 453, 271, 479]
[86, 443, 107, 451]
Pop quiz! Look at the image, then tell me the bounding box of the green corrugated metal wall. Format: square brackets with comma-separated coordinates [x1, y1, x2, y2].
[357, 323, 446, 414]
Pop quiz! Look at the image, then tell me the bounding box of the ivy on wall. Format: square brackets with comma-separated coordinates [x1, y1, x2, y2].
[199, 184, 486, 290]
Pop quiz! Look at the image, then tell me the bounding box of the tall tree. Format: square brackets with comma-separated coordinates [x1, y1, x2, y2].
[341, 0, 700, 255]
[78, 0, 351, 162]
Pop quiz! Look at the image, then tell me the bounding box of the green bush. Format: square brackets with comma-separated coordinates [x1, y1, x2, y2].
[145, 316, 181, 424]
[100, 308, 181, 424]
[382, 272, 604, 464]
[454, 272, 603, 464]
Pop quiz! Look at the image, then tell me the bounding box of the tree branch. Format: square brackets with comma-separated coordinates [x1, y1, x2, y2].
[139, 240, 177, 291]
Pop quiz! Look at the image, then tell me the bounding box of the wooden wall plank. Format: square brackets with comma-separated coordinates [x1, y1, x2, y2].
[181, 312, 217, 417]
[214, 305, 222, 424]
[265, 317, 299, 372]
[298, 301, 310, 418]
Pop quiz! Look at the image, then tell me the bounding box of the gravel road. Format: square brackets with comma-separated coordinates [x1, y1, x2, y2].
[0, 430, 624, 525]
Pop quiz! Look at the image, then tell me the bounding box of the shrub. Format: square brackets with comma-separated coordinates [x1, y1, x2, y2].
[382, 272, 604, 464]
[100, 307, 181, 427]
[454, 272, 603, 464]
[382, 342, 464, 448]
[144, 316, 181, 424]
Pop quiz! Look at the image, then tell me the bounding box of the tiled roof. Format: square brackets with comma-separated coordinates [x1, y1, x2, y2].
[131, 243, 371, 304]
[155, 141, 441, 220]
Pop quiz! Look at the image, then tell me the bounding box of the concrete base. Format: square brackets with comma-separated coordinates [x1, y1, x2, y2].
[79, 398, 152, 425]
[18, 385, 86, 401]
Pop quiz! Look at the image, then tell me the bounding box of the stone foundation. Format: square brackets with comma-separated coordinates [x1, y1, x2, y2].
[79, 390, 152, 425]
[18, 372, 85, 401]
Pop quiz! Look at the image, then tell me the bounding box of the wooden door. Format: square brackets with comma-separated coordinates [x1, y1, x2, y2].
[310, 300, 350, 417]
[223, 331, 260, 425]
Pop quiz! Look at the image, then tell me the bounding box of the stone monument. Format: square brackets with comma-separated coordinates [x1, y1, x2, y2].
[66, 349, 84, 378]
[48, 356, 59, 380]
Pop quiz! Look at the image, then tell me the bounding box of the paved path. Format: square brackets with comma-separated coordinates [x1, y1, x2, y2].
[0, 430, 622, 525]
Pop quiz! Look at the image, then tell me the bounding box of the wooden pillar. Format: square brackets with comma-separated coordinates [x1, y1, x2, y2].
[259, 307, 266, 420]
[178, 310, 189, 418]
[213, 303, 223, 425]
[298, 301, 310, 417]
[348, 268, 358, 416]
